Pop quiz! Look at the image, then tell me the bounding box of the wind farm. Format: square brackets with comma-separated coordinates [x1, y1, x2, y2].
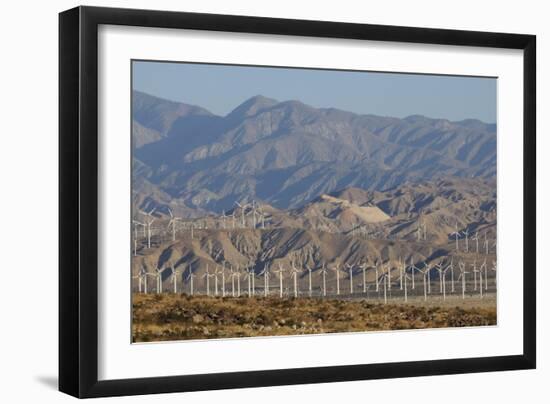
[130, 81, 497, 342]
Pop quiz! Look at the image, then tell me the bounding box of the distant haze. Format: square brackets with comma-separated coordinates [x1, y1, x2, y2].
[133, 60, 497, 123]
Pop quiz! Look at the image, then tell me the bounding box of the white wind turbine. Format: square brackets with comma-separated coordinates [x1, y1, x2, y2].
[450, 222, 461, 251]
[409, 258, 420, 290]
[471, 260, 478, 291]
[202, 265, 214, 296]
[235, 202, 251, 228]
[220, 261, 226, 297]
[462, 228, 470, 253]
[472, 231, 480, 254]
[236, 265, 241, 296]
[484, 232, 489, 255]
[289, 262, 300, 298]
[448, 257, 455, 293]
[229, 265, 236, 297]
[386, 262, 392, 291]
[154, 266, 168, 293]
[402, 267, 413, 302]
[244, 266, 253, 296]
[419, 263, 430, 302]
[221, 210, 227, 229]
[480, 259, 488, 291]
[441, 264, 451, 300]
[171, 264, 182, 294]
[332, 263, 342, 296]
[273, 264, 285, 298]
[132, 220, 144, 256]
[140, 208, 156, 249]
[434, 262, 445, 294]
[186, 267, 196, 296]
[260, 264, 270, 297]
[305, 264, 314, 297]
[319, 263, 328, 297]
[167, 208, 181, 242]
[377, 272, 388, 304]
[132, 272, 143, 293]
[478, 266, 484, 299]
[139, 264, 149, 294]
[458, 261, 469, 299]
[345, 264, 354, 294]
[359, 262, 368, 294]
[212, 265, 220, 296]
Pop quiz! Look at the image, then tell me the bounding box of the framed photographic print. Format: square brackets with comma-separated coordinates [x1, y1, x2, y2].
[59, 6, 536, 398]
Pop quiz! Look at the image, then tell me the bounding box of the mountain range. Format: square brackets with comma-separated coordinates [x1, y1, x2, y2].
[132, 90, 496, 216]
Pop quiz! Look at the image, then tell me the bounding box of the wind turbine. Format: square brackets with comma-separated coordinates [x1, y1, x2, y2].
[386, 262, 392, 291]
[409, 258, 419, 290]
[244, 266, 253, 296]
[236, 265, 241, 296]
[213, 265, 220, 296]
[422, 261, 431, 301]
[441, 264, 451, 300]
[332, 263, 342, 296]
[450, 222, 461, 251]
[402, 267, 412, 302]
[235, 202, 251, 228]
[305, 264, 314, 297]
[462, 228, 470, 253]
[377, 272, 388, 304]
[289, 262, 300, 298]
[484, 232, 489, 255]
[448, 257, 455, 293]
[140, 264, 149, 294]
[480, 259, 488, 291]
[458, 261, 468, 299]
[140, 208, 156, 249]
[319, 263, 328, 297]
[202, 265, 214, 296]
[273, 264, 285, 298]
[434, 262, 444, 294]
[478, 266, 484, 299]
[345, 263, 354, 294]
[260, 264, 270, 297]
[132, 220, 144, 256]
[374, 261, 380, 292]
[230, 265, 236, 297]
[173, 264, 183, 294]
[359, 262, 368, 294]
[167, 208, 181, 242]
[132, 272, 143, 293]
[220, 262, 227, 297]
[471, 260, 478, 291]
[187, 267, 196, 296]
[154, 266, 166, 293]
[221, 210, 227, 229]
[472, 231, 480, 254]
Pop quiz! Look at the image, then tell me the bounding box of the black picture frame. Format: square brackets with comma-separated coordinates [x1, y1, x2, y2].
[59, 5, 536, 398]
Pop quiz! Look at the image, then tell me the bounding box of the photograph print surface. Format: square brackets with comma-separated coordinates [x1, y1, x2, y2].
[131, 61, 497, 343]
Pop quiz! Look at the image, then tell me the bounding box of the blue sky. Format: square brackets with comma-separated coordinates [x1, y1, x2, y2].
[133, 60, 497, 123]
